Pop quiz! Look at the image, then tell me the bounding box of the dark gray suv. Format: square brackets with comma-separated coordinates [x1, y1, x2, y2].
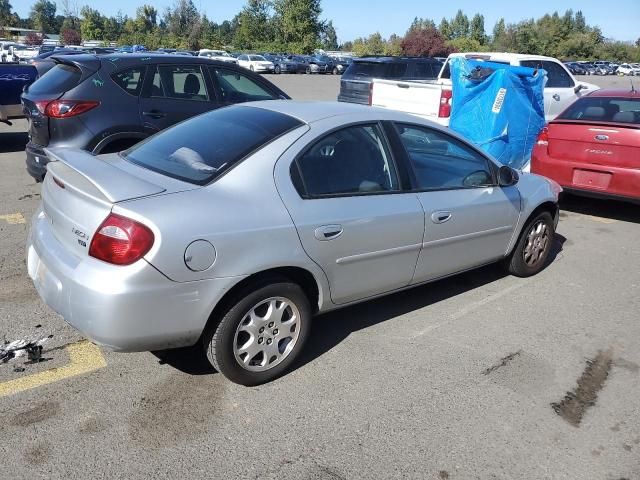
[22, 54, 290, 181]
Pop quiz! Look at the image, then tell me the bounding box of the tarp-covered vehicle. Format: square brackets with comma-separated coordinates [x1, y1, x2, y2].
[448, 58, 546, 170]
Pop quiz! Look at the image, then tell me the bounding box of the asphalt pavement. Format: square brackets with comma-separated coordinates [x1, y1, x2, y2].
[0, 74, 638, 479]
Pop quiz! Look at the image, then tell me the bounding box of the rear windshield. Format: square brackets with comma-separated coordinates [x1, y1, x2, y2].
[124, 106, 303, 185]
[558, 97, 640, 125]
[345, 61, 407, 79]
[28, 64, 82, 94]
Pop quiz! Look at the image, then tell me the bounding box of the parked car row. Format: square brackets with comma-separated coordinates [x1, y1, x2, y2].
[0, 41, 39, 63]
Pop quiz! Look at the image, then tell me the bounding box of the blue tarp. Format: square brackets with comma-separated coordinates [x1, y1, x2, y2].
[449, 57, 546, 170]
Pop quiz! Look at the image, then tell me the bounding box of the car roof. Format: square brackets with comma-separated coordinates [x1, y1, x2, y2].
[354, 56, 440, 63]
[239, 100, 448, 125]
[54, 53, 235, 66]
[587, 89, 640, 99]
[449, 52, 559, 63]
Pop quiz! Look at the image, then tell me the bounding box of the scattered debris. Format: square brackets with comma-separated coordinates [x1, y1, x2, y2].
[439, 471, 450, 479]
[0, 335, 53, 366]
[13, 366, 25, 373]
[35, 324, 42, 329]
[551, 349, 613, 427]
[18, 193, 40, 200]
[483, 350, 522, 375]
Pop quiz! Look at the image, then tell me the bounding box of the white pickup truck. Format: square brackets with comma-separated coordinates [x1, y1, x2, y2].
[0, 43, 39, 63]
[370, 52, 600, 126]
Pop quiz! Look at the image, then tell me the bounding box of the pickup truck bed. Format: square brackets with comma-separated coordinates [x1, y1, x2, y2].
[0, 64, 37, 124]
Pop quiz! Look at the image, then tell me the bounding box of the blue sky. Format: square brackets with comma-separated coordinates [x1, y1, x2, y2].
[14, 0, 640, 42]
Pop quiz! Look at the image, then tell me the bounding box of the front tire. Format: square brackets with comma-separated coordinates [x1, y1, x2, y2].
[250, 65, 254, 72]
[504, 211, 555, 277]
[203, 280, 312, 386]
[274, 65, 281, 74]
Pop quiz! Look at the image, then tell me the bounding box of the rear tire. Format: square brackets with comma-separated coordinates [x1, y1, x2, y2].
[306, 66, 311, 74]
[504, 211, 555, 277]
[203, 280, 312, 386]
[274, 65, 281, 74]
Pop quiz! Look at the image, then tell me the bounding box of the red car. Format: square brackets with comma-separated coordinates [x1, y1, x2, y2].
[532, 88, 639, 204]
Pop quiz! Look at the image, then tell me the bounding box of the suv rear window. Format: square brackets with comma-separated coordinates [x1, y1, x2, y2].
[345, 61, 407, 79]
[124, 106, 303, 185]
[28, 64, 81, 94]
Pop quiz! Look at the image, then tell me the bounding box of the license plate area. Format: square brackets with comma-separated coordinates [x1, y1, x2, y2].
[572, 169, 612, 190]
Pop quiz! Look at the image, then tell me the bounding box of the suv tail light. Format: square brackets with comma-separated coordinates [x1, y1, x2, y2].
[368, 82, 373, 106]
[438, 89, 452, 118]
[536, 126, 549, 145]
[89, 213, 154, 265]
[34, 100, 99, 118]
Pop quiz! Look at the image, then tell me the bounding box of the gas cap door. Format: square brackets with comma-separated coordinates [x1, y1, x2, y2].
[184, 240, 216, 272]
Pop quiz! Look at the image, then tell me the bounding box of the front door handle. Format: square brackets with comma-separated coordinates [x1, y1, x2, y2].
[142, 110, 166, 119]
[431, 211, 452, 224]
[314, 225, 343, 241]
[552, 94, 561, 101]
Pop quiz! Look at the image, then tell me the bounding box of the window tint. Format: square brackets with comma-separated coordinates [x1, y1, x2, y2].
[124, 106, 302, 185]
[210, 67, 276, 103]
[521, 60, 574, 88]
[295, 124, 399, 196]
[29, 64, 81, 94]
[413, 62, 437, 78]
[111, 67, 145, 96]
[558, 97, 640, 124]
[395, 124, 494, 190]
[151, 65, 209, 101]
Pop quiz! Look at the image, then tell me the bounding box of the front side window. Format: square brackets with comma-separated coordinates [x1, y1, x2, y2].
[294, 124, 399, 197]
[111, 67, 145, 96]
[210, 67, 277, 103]
[395, 123, 494, 190]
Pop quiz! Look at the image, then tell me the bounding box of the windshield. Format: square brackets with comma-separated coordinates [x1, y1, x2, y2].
[558, 97, 639, 125]
[250, 55, 266, 61]
[124, 106, 303, 185]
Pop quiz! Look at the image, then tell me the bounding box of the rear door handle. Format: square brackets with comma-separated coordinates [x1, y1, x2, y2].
[552, 94, 561, 101]
[431, 211, 452, 224]
[142, 111, 166, 119]
[314, 225, 343, 241]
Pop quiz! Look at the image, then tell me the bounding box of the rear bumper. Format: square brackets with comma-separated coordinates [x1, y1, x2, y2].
[27, 206, 246, 352]
[26, 142, 48, 182]
[531, 150, 640, 203]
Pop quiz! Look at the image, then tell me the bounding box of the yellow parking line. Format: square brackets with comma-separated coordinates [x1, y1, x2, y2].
[0, 213, 26, 224]
[0, 341, 106, 398]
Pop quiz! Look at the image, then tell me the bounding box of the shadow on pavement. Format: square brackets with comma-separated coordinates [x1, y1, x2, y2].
[0, 131, 28, 154]
[154, 233, 566, 380]
[560, 192, 640, 224]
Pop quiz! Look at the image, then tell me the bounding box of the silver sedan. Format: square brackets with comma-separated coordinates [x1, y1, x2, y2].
[27, 101, 562, 385]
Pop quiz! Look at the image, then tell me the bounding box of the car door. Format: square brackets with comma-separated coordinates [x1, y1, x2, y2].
[138, 64, 216, 133]
[390, 123, 521, 283]
[521, 60, 585, 120]
[275, 122, 424, 305]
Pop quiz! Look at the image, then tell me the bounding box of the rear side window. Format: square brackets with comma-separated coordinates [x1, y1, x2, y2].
[411, 62, 439, 79]
[111, 67, 145, 96]
[28, 64, 81, 94]
[150, 65, 209, 101]
[124, 106, 303, 185]
[210, 67, 277, 102]
[345, 61, 388, 78]
[558, 97, 640, 124]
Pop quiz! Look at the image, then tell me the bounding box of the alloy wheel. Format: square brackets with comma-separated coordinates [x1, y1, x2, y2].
[523, 220, 550, 267]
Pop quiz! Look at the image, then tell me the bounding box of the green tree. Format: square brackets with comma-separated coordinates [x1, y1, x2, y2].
[492, 18, 506, 47]
[450, 9, 469, 39]
[164, 0, 200, 38]
[80, 6, 104, 40]
[0, 0, 15, 28]
[384, 34, 402, 56]
[438, 18, 452, 40]
[447, 37, 483, 53]
[235, 0, 272, 48]
[135, 5, 157, 33]
[321, 20, 338, 50]
[469, 13, 486, 45]
[30, 0, 56, 33]
[574, 10, 586, 33]
[273, 0, 322, 52]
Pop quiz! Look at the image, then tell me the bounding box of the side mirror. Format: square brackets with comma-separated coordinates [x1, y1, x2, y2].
[498, 165, 519, 187]
[574, 84, 587, 94]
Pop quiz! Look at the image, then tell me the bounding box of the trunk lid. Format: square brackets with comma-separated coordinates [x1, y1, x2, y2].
[42, 148, 169, 259]
[547, 121, 640, 169]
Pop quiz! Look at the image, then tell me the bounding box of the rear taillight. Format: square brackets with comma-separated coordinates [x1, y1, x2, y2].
[89, 213, 154, 266]
[438, 89, 452, 118]
[34, 100, 99, 118]
[536, 126, 549, 145]
[368, 82, 373, 106]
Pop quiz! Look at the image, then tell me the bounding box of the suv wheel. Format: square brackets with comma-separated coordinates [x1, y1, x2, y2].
[203, 279, 312, 386]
